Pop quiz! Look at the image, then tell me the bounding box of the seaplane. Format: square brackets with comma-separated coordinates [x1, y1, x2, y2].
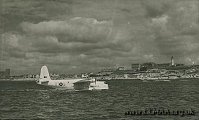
[36, 65, 108, 91]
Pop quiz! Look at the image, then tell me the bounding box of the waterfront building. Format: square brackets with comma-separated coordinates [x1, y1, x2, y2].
[0, 69, 10, 79]
[81, 73, 89, 78]
[98, 68, 115, 76]
[131, 64, 140, 71]
[111, 69, 140, 79]
[142, 62, 156, 69]
[50, 73, 60, 79]
[156, 63, 170, 69]
[175, 63, 184, 66]
[117, 66, 126, 70]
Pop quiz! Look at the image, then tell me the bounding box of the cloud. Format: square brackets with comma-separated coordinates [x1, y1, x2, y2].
[19, 17, 135, 55]
[20, 17, 112, 43]
[151, 15, 169, 29]
[1, 33, 27, 59]
[149, 0, 199, 60]
[142, 0, 173, 18]
[1, 0, 199, 74]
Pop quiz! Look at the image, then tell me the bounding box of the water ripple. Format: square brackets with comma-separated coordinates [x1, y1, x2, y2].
[0, 80, 199, 120]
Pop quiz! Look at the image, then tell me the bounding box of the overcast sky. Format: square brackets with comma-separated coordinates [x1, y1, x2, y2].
[0, 0, 199, 74]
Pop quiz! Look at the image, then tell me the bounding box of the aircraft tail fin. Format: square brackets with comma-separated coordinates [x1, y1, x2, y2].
[40, 65, 51, 81]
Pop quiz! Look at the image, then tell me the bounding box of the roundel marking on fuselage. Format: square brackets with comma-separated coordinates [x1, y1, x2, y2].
[59, 82, 64, 86]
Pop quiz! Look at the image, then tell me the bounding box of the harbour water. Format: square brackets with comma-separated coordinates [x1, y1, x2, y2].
[0, 79, 199, 120]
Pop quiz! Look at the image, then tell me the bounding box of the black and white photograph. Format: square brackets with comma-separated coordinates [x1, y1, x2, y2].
[0, 0, 199, 119]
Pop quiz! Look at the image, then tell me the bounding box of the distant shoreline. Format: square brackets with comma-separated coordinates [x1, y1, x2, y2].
[0, 77, 199, 82]
[0, 78, 36, 81]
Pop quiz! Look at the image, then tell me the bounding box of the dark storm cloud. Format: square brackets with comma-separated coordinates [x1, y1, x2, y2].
[150, 0, 199, 61]
[141, 0, 173, 18]
[1, 0, 199, 73]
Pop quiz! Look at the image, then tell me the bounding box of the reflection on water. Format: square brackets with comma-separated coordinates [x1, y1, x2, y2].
[0, 80, 199, 120]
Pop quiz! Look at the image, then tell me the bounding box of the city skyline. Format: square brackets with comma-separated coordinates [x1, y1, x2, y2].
[0, 0, 199, 74]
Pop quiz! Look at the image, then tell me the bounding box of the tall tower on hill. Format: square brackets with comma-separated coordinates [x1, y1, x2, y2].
[171, 56, 175, 66]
